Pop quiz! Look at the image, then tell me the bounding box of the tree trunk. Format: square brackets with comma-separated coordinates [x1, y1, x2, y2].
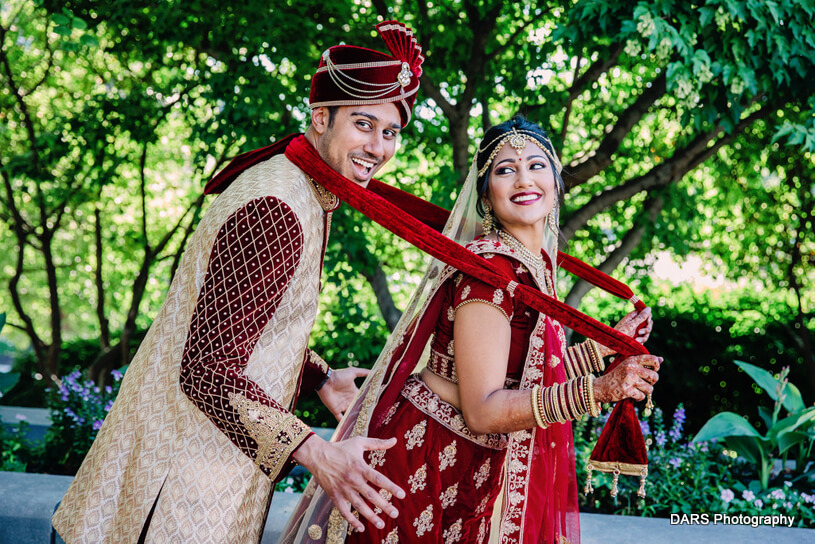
[361, 264, 403, 332]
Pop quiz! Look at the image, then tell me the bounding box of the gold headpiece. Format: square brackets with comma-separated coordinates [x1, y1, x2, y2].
[477, 129, 562, 177]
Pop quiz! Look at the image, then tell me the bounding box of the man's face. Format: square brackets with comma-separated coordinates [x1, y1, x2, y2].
[313, 104, 402, 187]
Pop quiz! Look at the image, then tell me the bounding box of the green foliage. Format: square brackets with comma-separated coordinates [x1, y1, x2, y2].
[0, 420, 29, 472]
[694, 362, 815, 489]
[575, 403, 815, 527]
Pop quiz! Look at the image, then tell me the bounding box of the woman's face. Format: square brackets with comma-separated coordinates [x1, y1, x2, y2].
[484, 140, 556, 234]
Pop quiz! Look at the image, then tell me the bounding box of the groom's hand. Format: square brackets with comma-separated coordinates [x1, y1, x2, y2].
[292, 435, 405, 532]
[318, 366, 370, 421]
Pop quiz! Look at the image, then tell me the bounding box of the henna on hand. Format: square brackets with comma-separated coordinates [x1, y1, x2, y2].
[593, 354, 661, 403]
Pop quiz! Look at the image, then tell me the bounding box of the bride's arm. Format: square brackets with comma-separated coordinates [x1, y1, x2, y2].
[454, 302, 539, 435]
[454, 302, 661, 434]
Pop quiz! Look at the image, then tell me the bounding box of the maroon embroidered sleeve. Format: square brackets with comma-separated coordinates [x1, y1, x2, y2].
[179, 196, 313, 479]
[298, 349, 331, 396]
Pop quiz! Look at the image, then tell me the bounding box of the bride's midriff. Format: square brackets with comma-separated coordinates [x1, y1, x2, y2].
[419, 367, 461, 410]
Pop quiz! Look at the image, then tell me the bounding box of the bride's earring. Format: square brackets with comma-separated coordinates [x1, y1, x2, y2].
[482, 202, 495, 234]
[547, 208, 558, 235]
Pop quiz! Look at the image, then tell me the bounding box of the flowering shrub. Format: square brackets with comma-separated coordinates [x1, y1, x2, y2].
[574, 403, 814, 528]
[38, 367, 125, 474]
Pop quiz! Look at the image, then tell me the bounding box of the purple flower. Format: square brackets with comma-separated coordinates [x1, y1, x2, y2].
[770, 489, 785, 501]
[673, 405, 686, 426]
[801, 493, 814, 504]
[105, 386, 113, 394]
[104, 400, 115, 412]
[721, 489, 735, 503]
[640, 420, 650, 437]
[92, 420, 104, 431]
[668, 457, 682, 469]
[754, 499, 763, 508]
[742, 490, 755, 501]
[111, 369, 123, 381]
[655, 431, 667, 448]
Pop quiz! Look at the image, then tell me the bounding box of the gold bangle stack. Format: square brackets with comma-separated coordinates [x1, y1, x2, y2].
[586, 375, 601, 417]
[586, 339, 604, 372]
[531, 385, 547, 428]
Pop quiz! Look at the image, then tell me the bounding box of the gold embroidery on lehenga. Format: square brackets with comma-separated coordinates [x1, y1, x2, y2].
[381, 401, 400, 426]
[400, 376, 507, 449]
[408, 463, 428, 493]
[439, 440, 458, 471]
[492, 288, 504, 305]
[326, 508, 346, 544]
[228, 392, 311, 478]
[475, 495, 489, 515]
[404, 420, 427, 450]
[413, 504, 434, 537]
[477, 518, 487, 543]
[439, 482, 459, 509]
[369, 448, 386, 468]
[382, 528, 399, 543]
[307, 524, 323, 540]
[443, 518, 463, 543]
[473, 457, 491, 489]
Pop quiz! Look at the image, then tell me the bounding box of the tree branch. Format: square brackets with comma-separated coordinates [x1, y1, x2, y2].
[563, 72, 667, 189]
[562, 104, 773, 240]
[564, 194, 664, 310]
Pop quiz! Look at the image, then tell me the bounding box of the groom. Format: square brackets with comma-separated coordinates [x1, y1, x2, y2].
[53, 20, 424, 542]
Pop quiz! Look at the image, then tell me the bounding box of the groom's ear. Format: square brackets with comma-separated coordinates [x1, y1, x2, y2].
[310, 107, 330, 135]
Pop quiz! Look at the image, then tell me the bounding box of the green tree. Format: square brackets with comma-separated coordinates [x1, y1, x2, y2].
[1, 0, 812, 401]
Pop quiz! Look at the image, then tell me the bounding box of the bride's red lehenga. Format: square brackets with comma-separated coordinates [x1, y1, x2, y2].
[347, 240, 579, 544]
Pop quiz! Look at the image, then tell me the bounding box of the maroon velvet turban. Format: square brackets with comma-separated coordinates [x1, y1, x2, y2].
[309, 20, 424, 127]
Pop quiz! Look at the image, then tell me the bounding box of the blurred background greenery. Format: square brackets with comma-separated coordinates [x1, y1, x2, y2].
[1, 0, 813, 440]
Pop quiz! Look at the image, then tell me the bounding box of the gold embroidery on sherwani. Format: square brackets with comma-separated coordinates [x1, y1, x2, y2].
[473, 457, 491, 489]
[383, 528, 399, 543]
[306, 175, 339, 211]
[308, 349, 330, 373]
[439, 482, 459, 509]
[408, 463, 428, 493]
[229, 392, 312, 478]
[413, 504, 434, 537]
[439, 440, 458, 471]
[404, 419, 427, 450]
[444, 519, 463, 543]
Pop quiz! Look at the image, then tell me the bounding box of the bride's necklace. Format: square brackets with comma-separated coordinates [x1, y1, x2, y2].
[497, 229, 554, 296]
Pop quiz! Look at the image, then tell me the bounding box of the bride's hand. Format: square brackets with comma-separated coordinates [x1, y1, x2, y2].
[597, 308, 654, 358]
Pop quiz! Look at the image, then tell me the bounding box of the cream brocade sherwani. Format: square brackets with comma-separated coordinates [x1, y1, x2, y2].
[53, 154, 332, 543]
